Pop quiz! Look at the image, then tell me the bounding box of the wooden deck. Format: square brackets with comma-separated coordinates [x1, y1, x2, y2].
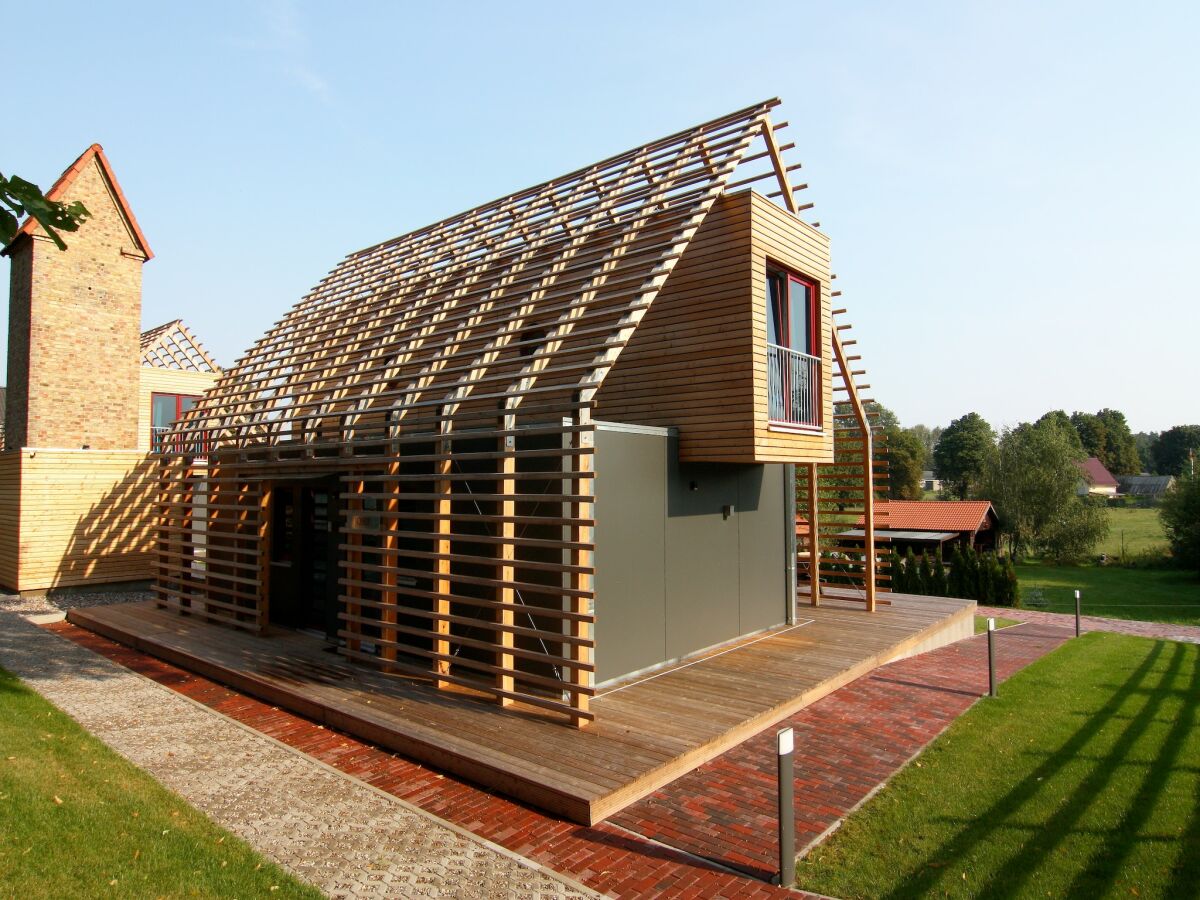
[68, 591, 974, 825]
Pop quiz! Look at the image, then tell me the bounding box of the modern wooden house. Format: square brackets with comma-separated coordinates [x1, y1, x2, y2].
[150, 99, 864, 717]
[0, 145, 220, 593]
[71, 102, 972, 824]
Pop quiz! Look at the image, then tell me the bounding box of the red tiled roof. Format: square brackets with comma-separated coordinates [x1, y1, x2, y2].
[1077, 457, 1118, 487]
[869, 500, 995, 533]
[3, 143, 153, 259]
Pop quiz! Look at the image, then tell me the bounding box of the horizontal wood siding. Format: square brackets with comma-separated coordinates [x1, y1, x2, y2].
[0, 453, 20, 590]
[137, 368, 219, 452]
[595, 193, 756, 460]
[595, 190, 834, 464]
[11, 449, 158, 591]
[749, 191, 834, 462]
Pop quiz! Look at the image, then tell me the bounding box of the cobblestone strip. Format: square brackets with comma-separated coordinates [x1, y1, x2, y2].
[0, 612, 597, 899]
[977, 605, 1200, 643]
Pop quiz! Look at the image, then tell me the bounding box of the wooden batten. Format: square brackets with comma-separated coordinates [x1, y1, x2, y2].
[0, 449, 159, 592]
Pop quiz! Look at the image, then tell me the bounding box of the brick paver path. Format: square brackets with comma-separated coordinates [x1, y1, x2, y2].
[44, 619, 799, 899]
[614, 622, 1074, 880]
[978, 605, 1200, 643]
[0, 612, 595, 899]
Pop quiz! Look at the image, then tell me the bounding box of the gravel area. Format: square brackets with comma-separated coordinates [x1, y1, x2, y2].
[0, 587, 153, 616]
[0, 611, 597, 899]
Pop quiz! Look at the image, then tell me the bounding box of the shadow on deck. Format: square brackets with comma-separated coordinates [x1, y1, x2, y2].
[68, 591, 974, 824]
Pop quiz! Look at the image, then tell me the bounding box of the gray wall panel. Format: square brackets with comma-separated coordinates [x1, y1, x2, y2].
[593, 426, 789, 685]
[738, 465, 787, 634]
[593, 429, 667, 683]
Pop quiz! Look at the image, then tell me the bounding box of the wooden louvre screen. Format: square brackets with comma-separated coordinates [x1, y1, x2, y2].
[155, 100, 791, 725]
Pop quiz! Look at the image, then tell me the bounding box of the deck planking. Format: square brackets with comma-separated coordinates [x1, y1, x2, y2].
[68, 590, 973, 824]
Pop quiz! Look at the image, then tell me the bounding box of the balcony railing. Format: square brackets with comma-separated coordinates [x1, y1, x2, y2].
[767, 343, 821, 428]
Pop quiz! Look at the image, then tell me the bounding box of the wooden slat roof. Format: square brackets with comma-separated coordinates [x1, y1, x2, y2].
[141, 319, 220, 372]
[175, 100, 785, 451]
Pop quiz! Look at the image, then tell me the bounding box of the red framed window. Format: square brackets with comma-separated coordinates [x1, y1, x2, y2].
[151, 393, 201, 451]
[766, 266, 821, 427]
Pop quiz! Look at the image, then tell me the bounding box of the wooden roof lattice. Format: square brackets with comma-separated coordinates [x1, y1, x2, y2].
[141, 319, 220, 373]
[171, 100, 789, 452]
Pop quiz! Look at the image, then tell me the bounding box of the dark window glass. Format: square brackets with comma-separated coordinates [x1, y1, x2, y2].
[767, 271, 786, 346]
[788, 276, 811, 354]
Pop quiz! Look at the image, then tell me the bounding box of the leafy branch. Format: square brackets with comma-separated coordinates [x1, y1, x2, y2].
[0, 173, 90, 250]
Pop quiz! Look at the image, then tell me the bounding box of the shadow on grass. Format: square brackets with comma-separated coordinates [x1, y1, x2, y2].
[978, 640, 1187, 897]
[882, 640, 1168, 900]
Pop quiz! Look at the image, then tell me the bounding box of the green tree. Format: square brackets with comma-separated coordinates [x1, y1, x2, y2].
[907, 424, 942, 469]
[1151, 425, 1200, 477]
[1160, 475, 1200, 574]
[885, 426, 926, 500]
[1, 172, 89, 250]
[931, 552, 949, 596]
[948, 543, 966, 597]
[1037, 410, 1083, 451]
[904, 547, 921, 595]
[918, 551, 934, 596]
[1043, 498, 1111, 564]
[980, 416, 1108, 561]
[933, 412, 996, 500]
[1134, 431, 1158, 473]
[1070, 411, 1108, 462]
[1094, 409, 1141, 475]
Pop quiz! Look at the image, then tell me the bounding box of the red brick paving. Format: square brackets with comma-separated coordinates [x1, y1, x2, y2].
[44, 618, 1072, 895]
[610, 622, 1073, 880]
[978, 604, 1200, 642]
[45, 621, 792, 899]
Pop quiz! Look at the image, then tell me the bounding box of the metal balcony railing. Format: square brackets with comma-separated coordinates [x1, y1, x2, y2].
[767, 343, 821, 427]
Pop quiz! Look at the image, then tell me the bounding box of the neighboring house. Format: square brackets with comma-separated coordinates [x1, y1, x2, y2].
[840, 499, 999, 559]
[148, 100, 885, 729]
[1117, 474, 1175, 499]
[1077, 456, 1119, 497]
[921, 470, 942, 492]
[0, 144, 220, 594]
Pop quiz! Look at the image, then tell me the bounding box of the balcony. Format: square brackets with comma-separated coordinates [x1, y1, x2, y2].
[767, 342, 821, 428]
[151, 425, 211, 457]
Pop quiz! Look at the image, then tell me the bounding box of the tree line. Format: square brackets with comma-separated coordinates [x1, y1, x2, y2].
[877, 404, 1199, 569]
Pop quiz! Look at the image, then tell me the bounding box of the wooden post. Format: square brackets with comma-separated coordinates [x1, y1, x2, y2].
[346, 478, 364, 654]
[568, 421, 594, 727]
[433, 427, 452, 688]
[806, 462, 820, 607]
[381, 462, 400, 668]
[257, 484, 272, 633]
[861, 429, 876, 612]
[496, 425, 516, 704]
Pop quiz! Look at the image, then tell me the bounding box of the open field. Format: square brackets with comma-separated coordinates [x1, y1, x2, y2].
[798, 633, 1200, 899]
[1100, 506, 1169, 558]
[0, 665, 320, 899]
[1017, 562, 1200, 625]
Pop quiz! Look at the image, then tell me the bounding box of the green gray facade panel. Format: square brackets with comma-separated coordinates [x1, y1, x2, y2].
[593, 425, 789, 684]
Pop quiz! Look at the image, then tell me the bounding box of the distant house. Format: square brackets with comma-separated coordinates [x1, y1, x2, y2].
[839, 499, 999, 559]
[1077, 457, 1119, 497]
[921, 470, 942, 492]
[1117, 474, 1175, 499]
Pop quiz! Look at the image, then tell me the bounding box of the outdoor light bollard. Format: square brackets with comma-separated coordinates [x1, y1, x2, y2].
[987, 617, 997, 698]
[1075, 589, 1082, 637]
[777, 727, 796, 887]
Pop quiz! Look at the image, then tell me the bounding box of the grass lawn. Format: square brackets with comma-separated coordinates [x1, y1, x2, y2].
[974, 615, 1018, 634]
[1017, 561, 1200, 625]
[797, 633, 1200, 899]
[0, 665, 321, 899]
[1100, 506, 1169, 558]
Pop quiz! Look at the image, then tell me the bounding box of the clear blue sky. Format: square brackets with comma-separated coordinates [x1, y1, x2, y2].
[7, 1, 1197, 433]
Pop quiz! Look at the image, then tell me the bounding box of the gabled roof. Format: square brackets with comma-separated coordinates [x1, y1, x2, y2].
[141, 319, 220, 373]
[3, 143, 153, 259]
[1117, 474, 1175, 496]
[869, 500, 996, 534]
[1078, 457, 1118, 487]
[176, 101, 791, 450]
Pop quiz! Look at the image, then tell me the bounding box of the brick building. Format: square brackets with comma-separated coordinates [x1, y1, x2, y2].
[0, 145, 219, 593]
